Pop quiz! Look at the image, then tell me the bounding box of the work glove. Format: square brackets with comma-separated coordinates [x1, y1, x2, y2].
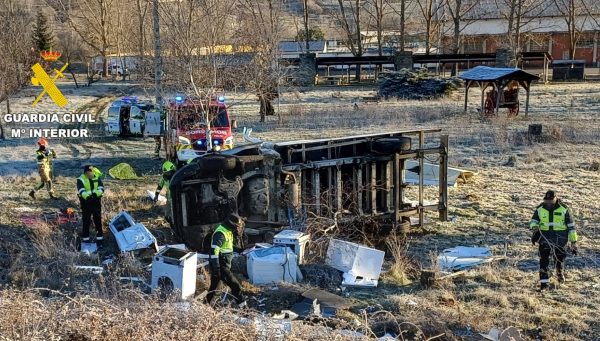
[209, 258, 221, 276]
[50, 149, 56, 157]
[531, 230, 541, 245]
[153, 192, 160, 203]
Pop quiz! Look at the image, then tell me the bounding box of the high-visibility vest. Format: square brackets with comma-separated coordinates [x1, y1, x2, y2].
[211, 225, 233, 256]
[530, 205, 568, 231]
[77, 175, 104, 200]
[36, 150, 54, 170]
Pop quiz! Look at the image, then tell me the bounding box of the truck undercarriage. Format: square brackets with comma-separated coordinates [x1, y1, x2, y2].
[169, 130, 449, 252]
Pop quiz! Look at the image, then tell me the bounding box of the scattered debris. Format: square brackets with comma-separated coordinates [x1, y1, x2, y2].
[273, 230, 310, 264]
[438, 246, 493, 271]
[109, 211, 157, 253]
[404, 160, 476, 187]
[242, 243, 272, 256]
[378, 68, 462, 100]
[301, 264, 343, 291]
[420, 269, 467, 288]
[326, 239, 385, 287]
[247, 247, 299, 284]
[480, 326, 523, 341]
[102, 255, 115, 266]
[151, 247, 197, 300]
[80, 242, 97, 255]
[302, 288, 351, 310]
[108, 163, 140, 180]
[272, 310, 299, 321]
[74, 265, 103, 274]
[146, 190, 167, 205]
[291, 298, 321, 318]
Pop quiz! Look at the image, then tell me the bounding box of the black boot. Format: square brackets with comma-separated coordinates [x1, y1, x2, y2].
[96, 237, 104, 249]
[540, 283, 549, 291]
[29, 190, 36, 199]
[557, 272, 566, 283]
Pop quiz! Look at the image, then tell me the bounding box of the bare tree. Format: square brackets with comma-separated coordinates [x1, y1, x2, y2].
[332, 0, 365, 79]
[444, 0, 480, 54]
[493, 0, 545, 63]
[56, 30, 88, 87]
[364, 0, 393, 56]
[235, 0, 287, 122]
[51, 0, 115, 77]
[390, 0, 413, 51]
[416, 0, 443, 54]
[135, 0, 151, 79]
[0, 1, 35, 140]
[552, 0, 593, 59]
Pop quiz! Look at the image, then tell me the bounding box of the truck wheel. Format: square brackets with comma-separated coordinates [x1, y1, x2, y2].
[200, 155, 237, 171]
[372, 137, 411, 154]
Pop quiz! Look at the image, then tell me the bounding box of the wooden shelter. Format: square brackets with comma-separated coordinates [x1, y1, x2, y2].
[459, 66, 540, 116]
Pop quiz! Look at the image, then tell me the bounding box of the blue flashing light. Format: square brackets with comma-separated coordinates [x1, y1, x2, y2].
[214, 140, 220, 145]
[196, 140, 204, 145]
[175, 95, 184, 103]
[217, 96, 225, 103]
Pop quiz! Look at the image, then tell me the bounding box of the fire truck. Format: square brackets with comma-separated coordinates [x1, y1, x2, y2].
[164, 95, 237, 163]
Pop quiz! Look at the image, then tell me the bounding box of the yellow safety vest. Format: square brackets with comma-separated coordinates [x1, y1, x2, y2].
[78, 175, 104, 199]
[531, 205, 567, 231]
[211, 225, 233, 256]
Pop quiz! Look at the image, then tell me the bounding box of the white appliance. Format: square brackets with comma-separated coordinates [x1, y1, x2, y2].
[247, 247, 298, 285]
[273, 230, 310, 264]
[151, 247, 197, 300]
[326, 239, 385, 286]
[109, 211, 157, 252]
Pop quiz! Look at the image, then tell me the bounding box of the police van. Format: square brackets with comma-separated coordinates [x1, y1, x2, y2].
[106, 97, 163, 137]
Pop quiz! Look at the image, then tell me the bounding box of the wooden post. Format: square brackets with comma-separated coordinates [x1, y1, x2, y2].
[336, 166, 342, 211]
[418, 131, 424, 227]
[480, 81, 486, 115]
[463, 80, 470, 113]
[439, 135, 449, 222]
[495, 80, 502, 115]
[357, 166, 363, 215]
[393, 153, 400, 223]
[371, 162, 377, 214]
[525, 80, 531, 117]
[313, 170, 320, 215]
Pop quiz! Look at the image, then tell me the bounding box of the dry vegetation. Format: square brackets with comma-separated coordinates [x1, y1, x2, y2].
[0, 82, 599, 340]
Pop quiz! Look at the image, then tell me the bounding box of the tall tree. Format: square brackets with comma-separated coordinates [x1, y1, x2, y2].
[32, 11, 54, 52]
[51, 0, 115, 77]
[493, 0, 545, 64]
[364, 0, 392, 56]
[416, 0, 442, 54]
[0, 1, 35, 139]
[235, 0, 286, 122]
[333, 0, 365, 79]
[552, 0, 592, 59]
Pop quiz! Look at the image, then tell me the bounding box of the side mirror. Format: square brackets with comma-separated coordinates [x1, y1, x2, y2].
[231, 119, 238, 129]
[178, 136, 191, 145]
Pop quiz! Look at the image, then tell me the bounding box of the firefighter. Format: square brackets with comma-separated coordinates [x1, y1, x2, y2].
[154, 160, 176, 222]
[530, 190, 578, 290]
[29, 138, 57, 199]
[206, 213, 245, 306]
[77, 165, 105, 247]
[154, 136, 162, 158]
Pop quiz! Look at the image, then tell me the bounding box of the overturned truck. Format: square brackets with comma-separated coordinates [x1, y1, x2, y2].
[169, 130, 449, 251]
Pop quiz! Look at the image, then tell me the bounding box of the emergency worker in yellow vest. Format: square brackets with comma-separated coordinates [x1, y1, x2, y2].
[29, 138, 57, 199]
[530, 190, 578, 290]
[206, 213, 245, 305]
[154, 161, 176, 222]
[77, 165, 105, 247]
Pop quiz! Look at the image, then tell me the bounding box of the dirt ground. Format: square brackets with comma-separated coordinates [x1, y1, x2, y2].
[0, 80, 599, 340]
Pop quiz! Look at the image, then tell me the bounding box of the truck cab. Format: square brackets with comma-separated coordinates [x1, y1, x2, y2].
[166, 96, 236, 163]
[106, 97, 162, 137]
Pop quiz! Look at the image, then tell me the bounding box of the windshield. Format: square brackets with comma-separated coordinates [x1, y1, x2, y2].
[108, 107, 120, 120]
[210, 106, 229, 128]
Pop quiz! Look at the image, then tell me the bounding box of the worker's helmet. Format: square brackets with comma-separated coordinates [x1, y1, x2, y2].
[226, 213, 244, 229]
[162, 161, 176, 173]
[37, 138, 48, 147]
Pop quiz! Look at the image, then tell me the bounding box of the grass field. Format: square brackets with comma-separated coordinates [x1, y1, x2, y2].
[0, 81, 599, 340]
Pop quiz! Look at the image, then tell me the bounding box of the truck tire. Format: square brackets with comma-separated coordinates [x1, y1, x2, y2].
[200, 155, 237, 171]
[372, 137, 411, 154]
